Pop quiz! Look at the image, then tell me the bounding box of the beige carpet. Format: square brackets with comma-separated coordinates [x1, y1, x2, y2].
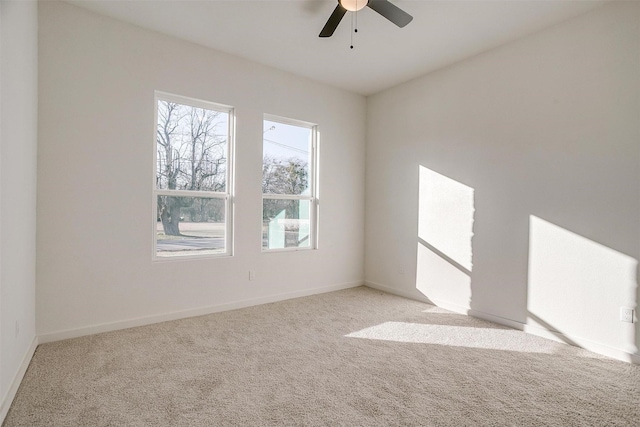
[4, 287, 639, 426]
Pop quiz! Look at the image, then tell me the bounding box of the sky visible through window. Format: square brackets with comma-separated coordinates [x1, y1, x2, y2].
[263, 119, 310, 163]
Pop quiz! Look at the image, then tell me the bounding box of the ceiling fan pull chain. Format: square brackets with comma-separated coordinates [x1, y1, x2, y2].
[350, 9, 354, 49]
[350, 2, 361, 50]
[355, 2, 359, 33]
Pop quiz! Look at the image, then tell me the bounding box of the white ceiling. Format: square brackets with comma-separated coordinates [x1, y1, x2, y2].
[67, 0, 607, 95]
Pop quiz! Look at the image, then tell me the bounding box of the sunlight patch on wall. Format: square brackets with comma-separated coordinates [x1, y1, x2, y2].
[528, 216, 638, 355]
[416, 166, 475, 307]
[418, 166, 474, 270]
[346, 321, 601, 356]
[417, 244, 472, 307]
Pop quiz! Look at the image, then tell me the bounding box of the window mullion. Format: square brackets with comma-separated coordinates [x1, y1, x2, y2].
[155, 189, 228, 199]
[262, 194, 313, 201]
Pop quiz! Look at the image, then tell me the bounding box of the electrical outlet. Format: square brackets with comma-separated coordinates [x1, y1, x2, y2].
[620, 307, 634, 323]
[249, 270, 255, 281]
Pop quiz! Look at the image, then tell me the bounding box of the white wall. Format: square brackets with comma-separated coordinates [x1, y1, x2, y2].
[0, 0, 38, 418]
[37, 1, 366, 340]
[365, 1, 639, 362]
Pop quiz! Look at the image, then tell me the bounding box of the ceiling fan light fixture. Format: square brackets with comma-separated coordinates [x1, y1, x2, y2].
[339, 0, 368, 12]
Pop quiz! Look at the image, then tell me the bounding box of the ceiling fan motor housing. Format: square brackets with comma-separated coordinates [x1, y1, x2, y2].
[340, 0, 368, 12]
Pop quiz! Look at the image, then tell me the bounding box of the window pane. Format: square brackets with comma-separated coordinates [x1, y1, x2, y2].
[156, 196, 226, 257]
[157, 100, 228, 192]
[263, 120, 311, 195]
[262, 199, 311, 250]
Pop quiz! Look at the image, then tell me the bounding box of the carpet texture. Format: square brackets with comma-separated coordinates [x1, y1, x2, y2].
[4, 287, 639, 426]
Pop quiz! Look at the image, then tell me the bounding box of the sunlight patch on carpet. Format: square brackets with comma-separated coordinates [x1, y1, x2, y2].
[346, 321, 600, 357]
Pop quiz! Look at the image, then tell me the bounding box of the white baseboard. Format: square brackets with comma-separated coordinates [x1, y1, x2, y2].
[364, 280, 432, 303]
[0, 336, 38, 424]
[364, 281, 639, 365]
[522, 323, 640, 364]
[364, 280, 474, 315]
[471, 311, 639, 364]
[39, 281, 363, 344]
[467, 308, 529, 332]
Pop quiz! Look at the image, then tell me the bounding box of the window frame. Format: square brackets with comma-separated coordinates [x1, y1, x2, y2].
[152, 91, 235, 261]
[262, 114, 318, 252]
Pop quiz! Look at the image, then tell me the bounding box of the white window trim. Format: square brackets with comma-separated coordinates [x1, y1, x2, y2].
[153, 91, 235, 261]
[262, 114, 318, 252]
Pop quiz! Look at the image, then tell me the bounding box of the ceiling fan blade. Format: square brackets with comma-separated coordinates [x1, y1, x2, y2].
[367, 0, 413, 28]
[319, 4, 348, 37]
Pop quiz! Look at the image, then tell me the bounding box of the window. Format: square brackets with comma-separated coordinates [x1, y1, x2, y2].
[154, 92, 234, 258]
[262, 115, 317, 250]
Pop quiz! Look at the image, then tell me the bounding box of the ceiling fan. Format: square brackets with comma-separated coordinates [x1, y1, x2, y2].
[319, 0, 413, 38]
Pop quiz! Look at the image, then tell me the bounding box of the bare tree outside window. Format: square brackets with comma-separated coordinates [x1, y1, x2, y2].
[154, 94, 232, 258]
